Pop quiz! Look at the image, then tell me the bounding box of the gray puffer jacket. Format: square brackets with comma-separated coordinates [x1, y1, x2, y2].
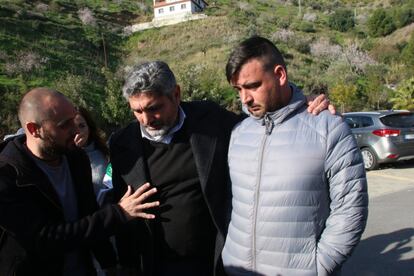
[222, 85, 368, 276]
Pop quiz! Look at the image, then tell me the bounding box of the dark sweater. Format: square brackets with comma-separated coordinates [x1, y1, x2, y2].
[143, 125, 215, 263]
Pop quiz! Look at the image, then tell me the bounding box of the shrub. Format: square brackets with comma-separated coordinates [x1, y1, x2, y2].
[178, 64, 221, 101]
[360, 65, 390, 110]
[101, 69, 131, 127]
[310, 38, 342, 60]
[298, 21, 315, 33]
[401, 34, 414, 74]
[290, 38, 311, 54]
[4, 51, 48, 77]
[368, 9, 396, 37]
[303, 12, 317, 22]
[328, 9, 355, 32]
[344, 43, 377, 74]
[271, 28, 295, 43]
[53, 73, 90, 108]
[369, 43, 400, 64]
[393, 6, 414, 28]
[78, 7, 96, 26]
[391, 77, 414, 111]
[329, 82, 358, 113]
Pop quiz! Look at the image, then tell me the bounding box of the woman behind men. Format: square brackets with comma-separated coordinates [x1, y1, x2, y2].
[74, 107, 112, 206]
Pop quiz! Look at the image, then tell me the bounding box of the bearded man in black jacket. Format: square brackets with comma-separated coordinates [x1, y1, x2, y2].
[0, 88, 159, 276]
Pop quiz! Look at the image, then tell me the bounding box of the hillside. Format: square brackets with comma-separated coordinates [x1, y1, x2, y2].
[1, 0, 414, 137]
[0, 0, 153, 136]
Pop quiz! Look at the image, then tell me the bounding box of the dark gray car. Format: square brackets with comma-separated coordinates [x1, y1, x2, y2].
[343, 111, 414, 170]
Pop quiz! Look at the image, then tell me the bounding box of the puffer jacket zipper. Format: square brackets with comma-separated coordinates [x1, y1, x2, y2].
[252, 114, 274, 270]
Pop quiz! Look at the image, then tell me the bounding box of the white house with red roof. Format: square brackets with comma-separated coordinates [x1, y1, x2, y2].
[153, 0, 208, 20]
[124, 0, 208, 34]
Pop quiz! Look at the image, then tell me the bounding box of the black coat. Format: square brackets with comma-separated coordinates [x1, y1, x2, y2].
[109, 101, 242, 276]
[0, 136, 125, 276]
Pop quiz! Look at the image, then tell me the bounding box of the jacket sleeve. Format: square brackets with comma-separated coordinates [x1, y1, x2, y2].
[92, 238, 118, 269]
[317, 116, 368, 275]
[208, 101, 245, 132]
[108, 136, 147, 268]
[0, 164, 128, 255]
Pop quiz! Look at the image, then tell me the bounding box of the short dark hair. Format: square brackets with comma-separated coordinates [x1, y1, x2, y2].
[226, 36, 286, 82]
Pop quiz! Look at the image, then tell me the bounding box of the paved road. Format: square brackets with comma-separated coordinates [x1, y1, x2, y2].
[342, 162, 414, 276]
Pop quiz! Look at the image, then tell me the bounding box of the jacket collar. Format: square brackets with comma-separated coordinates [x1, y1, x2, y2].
[181, 102, 217, 192]
[250, 83, 306, 134]
[0, 136, 63, 210]
[112, 122, 149, 190]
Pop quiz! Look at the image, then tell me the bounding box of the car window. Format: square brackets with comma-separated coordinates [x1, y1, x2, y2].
[380, 113, 414, 127]
[345, 116, 373, 129]
[345, 116, 360, 128]
[360, 116, 374, 127]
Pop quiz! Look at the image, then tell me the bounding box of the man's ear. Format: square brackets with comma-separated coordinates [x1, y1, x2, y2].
[26, 122, 41, 138]
[174, 85, 181, 102]
[273, 65, 288, 86]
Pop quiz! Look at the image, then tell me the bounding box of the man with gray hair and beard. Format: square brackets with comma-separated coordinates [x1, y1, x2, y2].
[0, 87, 159, 275]
[109, 61, 333, 276]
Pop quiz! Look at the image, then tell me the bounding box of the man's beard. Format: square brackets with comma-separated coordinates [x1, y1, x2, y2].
[242, 103, 265, 119]
[143, 125, 171, 140]
[39, 132, 74, 160]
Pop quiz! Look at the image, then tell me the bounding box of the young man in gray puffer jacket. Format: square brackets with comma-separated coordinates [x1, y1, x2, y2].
[222, 36, 368, 276]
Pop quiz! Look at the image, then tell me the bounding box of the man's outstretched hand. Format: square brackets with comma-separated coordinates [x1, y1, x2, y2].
[118, 183, 159, 220]
[306, 94, 336, 115]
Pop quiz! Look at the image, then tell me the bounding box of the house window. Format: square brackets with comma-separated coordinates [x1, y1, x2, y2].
[170, 6, 175, 12]
[181, 3, 186, 9]
[158, 8, 164, 13]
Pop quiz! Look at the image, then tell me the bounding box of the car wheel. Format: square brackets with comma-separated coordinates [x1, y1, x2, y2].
[361, 147, 379, 170]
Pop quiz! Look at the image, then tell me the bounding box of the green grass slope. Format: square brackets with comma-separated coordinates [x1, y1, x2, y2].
[1, 0, 414, 137]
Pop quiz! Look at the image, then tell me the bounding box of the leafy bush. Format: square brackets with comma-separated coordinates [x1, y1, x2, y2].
[343, 43, 377, 74]
[53, 73, 90, 108]
[369, 43, 400, 64]
[391, 77, 414, 111]
[368, 9, 396, 37]
[303, 13, 317, 22]
[271, 29, 295, 43]
[275, 16, 292, 29]
[0, 89, 23, 138]
[329, 82, 358, 113]
[328, 9, 355, 32]
[101, 69, 132, 128]
[178, 64, 231, 106]
[297, 21, 316, 33]
[310, 38, 341, 60]
[401, 34, 414, 74]
[291, 38, 311, 54]
[359, 65, 390, 110]
[229, 7, 257, 26]
[393, 6, 414, 28]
